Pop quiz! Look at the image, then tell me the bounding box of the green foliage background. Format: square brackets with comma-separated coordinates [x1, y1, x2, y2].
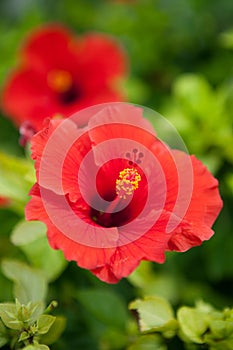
[0, 0, 232, 349]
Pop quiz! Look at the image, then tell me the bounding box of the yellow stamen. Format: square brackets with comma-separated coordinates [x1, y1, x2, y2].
[47, 69, 72, 93]
[116, 168, 141, 199]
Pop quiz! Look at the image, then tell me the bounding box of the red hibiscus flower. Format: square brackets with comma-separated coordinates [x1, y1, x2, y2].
[25, 103, 223, 283]
[1, 24, 127, 132]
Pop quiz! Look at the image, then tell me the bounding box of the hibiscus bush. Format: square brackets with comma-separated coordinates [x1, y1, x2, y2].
[0, 0, 233, 349]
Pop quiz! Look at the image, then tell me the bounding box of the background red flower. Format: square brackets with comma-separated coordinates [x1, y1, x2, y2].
[25, 104, 223, 283]
[1, 24, 127, 132]
[0, 197, 9, 207]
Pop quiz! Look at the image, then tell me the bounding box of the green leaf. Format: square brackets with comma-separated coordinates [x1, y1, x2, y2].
[11, 221, 47, 245]
[129, 296, 177, 336]
[0, 319, 8, 346]
[77, 289, 128, 330]
[23, 344, 50, 350]
[1, 259, 48, 304]
[128, 334, 167, 350]
[15, 299, 44, 325]
[25, 301, 45, 324]
[11, 220, 67, 282]
[0, 303, 22, 330]
[205, 308, 233, 348]
[0, 151, 34, 204]
[19, 331, 30, 342]
[40, 316, 66, 345]
[0, 300, 45, 333]
[209, 319, 233, 339]
[37, 315, 56, 335]
[209, 338, 233, 350]
[177, 306, 210, 344]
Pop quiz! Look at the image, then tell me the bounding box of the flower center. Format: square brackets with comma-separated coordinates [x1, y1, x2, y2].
[116, 167, 141, 199]
[47, 69, 73, 93]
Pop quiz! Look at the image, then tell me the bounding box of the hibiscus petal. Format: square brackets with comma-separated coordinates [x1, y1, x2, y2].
[188, 155, 223, 226]
[25, 183, 168, 284]
[75, 34, 127, 87]
[90, 219, 169, 284]
[21, 24, 76, 71]
[1, 68, 54, 128]
[167, 154, 223, 252]
[167, 220, 213, 251]
[88, 103, 155, 142]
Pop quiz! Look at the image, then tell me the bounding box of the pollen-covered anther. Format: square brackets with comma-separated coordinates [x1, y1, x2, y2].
[47, 69, 73, 93]
[116, 168, 141, 199]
